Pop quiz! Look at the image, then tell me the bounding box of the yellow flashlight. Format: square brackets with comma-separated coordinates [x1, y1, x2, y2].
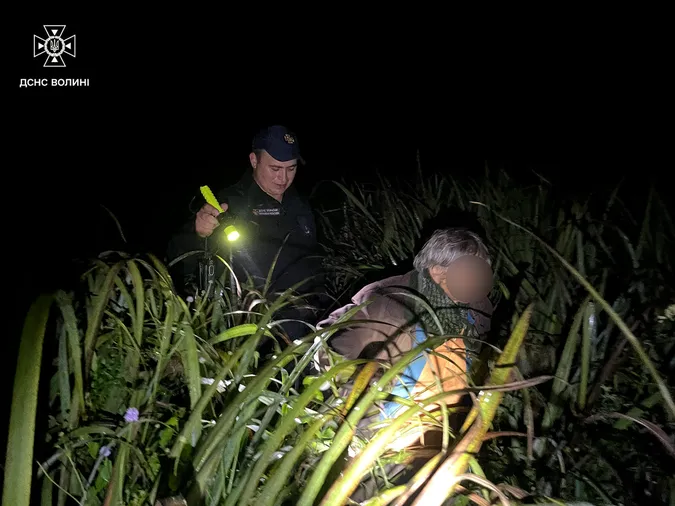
[221, 222, 240, 242]
[200, 185, 240, 242]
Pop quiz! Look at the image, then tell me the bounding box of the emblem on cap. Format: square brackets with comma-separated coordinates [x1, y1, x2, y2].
[283, 133, 295, 144]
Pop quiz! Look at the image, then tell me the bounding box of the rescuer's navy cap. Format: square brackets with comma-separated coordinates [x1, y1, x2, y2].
[252, 125, 304, 163]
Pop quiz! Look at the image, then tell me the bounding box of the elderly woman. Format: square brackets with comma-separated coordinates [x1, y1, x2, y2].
[313, 227, 494, 500]
[316, 227, 493, 388]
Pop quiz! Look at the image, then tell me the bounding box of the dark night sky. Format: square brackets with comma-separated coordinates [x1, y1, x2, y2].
[3, 16, 669, 462]
[7, 19, 666, 308]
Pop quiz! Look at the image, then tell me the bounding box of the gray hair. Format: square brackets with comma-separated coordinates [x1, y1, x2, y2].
[413, 228, 491, 272]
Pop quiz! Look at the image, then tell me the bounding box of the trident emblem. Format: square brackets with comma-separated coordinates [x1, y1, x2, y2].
[34, 25, 76, 67]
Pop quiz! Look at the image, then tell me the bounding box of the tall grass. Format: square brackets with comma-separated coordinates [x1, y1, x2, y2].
[4, 252, 546, 506]
[314, 164, 675, 504]
[4, 163, 674, 506]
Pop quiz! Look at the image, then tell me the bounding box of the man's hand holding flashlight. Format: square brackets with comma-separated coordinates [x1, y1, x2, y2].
[196, 202, 228, 238]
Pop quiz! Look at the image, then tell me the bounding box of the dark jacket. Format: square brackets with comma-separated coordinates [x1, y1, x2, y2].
[166, 171, 324, 299]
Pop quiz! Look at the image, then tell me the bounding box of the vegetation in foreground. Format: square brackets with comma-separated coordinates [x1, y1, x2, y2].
[3, 164, 674, 506]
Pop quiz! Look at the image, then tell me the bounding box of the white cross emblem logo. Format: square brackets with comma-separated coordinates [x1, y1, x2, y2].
[34, 25, 76, 67]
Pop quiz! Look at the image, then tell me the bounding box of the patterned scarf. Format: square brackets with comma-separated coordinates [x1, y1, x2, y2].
[412, 270, 479, 341]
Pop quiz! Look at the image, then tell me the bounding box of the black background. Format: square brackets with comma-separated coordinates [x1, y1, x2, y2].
[7, 20, 666, 324]
[9, 21, 663, 293]
[4, 17, 667, 471]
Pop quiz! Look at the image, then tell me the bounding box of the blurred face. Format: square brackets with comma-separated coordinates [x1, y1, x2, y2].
[250, 150, 297, 201]
[430, 255, 493, 304]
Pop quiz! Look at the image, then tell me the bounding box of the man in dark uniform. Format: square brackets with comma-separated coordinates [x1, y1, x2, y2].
[166, 125, 325, 344]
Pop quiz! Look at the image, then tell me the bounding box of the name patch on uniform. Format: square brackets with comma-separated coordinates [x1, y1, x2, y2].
[252, 207, 281, 216]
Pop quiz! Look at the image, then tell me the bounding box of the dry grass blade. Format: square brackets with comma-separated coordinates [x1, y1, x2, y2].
[481, 431, 528, 442]
[100, 204, 127, 243]
[453, 474, 512, 505]
[452, 485, 491, 506]
[498, 483, 530, 499]
[391, 453, 444, 506]
[584, 412, 675, 459]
